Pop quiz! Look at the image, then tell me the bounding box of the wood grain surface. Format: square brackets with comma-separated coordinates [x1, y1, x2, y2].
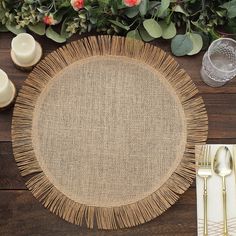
[0, 32, 236, 236]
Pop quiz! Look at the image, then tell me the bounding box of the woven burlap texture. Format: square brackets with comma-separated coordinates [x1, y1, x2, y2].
[32, 56, 187, 207]
[12, 36, 208, 229]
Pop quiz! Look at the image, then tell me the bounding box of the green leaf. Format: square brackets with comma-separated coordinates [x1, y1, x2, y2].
[125, 6, 139, 18]
[208, 29, 221, 40]
[28, 22, 45, 35]
[60, 17, 70, 38]
[173, 5, 189, 16]
[139, 25, 155, 42]
[216, 9, 227, 17]
[220, 0, 236, 18]
[187, 33, 203, 55]
[46, 27, 66, 43]
[126, 29, 142, 40]
[227, 8, 236, 18]
[226, 7, 236, 18]
[171, 34, 193, 56]
[191, 20, 203, 32]
[159, 21, 176, 39]
[109, 20, 130, 31]
[143, 19, 162, 38]
[158, 0, 170, 16]
[139, 0, 149, 16]
[5, 22, 26, 35]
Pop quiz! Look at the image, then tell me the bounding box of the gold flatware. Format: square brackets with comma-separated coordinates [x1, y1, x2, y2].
[197, 145, 212, 236]
[213, 146, 233, 236]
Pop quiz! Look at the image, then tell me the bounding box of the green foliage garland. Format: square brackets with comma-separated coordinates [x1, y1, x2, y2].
[0, 0, 236, 56]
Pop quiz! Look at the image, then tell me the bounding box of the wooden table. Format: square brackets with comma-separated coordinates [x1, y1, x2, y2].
[1, 32, 236, 236]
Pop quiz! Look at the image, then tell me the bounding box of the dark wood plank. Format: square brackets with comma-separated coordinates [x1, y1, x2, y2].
[0, 142, 26, 190]
[203, 94, 236, 139]
[0, 109, 13, 142]
[0, 188, 197, 236]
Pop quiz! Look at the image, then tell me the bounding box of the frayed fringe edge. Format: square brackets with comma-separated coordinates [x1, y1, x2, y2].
[12, 36, 208, 229]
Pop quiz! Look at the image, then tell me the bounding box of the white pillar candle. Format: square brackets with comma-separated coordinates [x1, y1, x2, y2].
[0, 69, 15, 108]
[11, 33, 36, 65]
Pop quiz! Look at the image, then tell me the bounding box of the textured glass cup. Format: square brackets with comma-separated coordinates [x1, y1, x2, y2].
[201, 38, 236, 87]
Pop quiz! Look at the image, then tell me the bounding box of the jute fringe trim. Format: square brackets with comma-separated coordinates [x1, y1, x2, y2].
[12, 36, 208, 229]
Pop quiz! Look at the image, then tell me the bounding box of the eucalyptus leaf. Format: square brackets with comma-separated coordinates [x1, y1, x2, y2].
[126, 29, 142, 40]
[226, 7, 236, 18]
[158, 0, 170, 16]
[125, 6, 139, 18]
[6, 22, 26, 34]
[139, 25, 155, 42]
[109, 20, 130, 31]
[46, 26, 66, 43]
[173, 5, 189, 16]
[139, 0, 149, 16]
[28, 22, 45, 35]
[187, 33, 203, 55]
[171, 34, 193, 56]
[159, 21, 176, 39]
[220, 0, 236, 18]
[143, 19, 162, 38]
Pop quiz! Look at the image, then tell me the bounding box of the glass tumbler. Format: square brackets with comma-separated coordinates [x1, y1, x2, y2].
[201, 38, 236, 87]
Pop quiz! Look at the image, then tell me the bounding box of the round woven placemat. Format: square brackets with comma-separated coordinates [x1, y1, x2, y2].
[12, 36, 208, 229]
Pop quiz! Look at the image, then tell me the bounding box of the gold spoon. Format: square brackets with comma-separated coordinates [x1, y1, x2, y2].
[213, 146, 233, 236]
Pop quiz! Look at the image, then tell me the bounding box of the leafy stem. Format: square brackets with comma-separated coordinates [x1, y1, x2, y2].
[186, 20, 191, 33]
[52, 0, 57, 12]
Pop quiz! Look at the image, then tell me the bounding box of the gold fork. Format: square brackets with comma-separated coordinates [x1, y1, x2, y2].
[197, 145, 212, 236]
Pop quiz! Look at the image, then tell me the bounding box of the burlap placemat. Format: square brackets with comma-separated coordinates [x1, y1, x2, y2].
[12, 36, 208, 229]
